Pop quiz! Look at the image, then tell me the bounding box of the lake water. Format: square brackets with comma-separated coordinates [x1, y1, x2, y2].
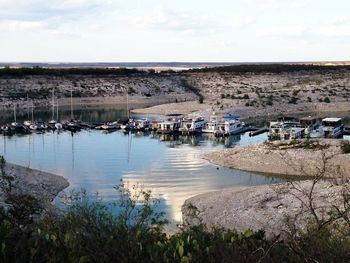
[0, 125, 285, 224]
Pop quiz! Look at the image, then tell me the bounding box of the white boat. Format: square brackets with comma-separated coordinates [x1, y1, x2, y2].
[36, 120, 48, 130]
[215, 115, 245, 136]
[29, 124, 38, 130]
[202, 116, 219, 133]
[101, 121, 120, 130]
[300, 117, 324, 138]
[135, 118, 150, 131]
[120, 119, 136, 131]
[268, 117, 304, 140]
[180, 115, 207, 134]
[322, 117, 344, 138]
[55, 123, 63, 130]
[157, 114, 183, 134]
[48, 88, 63, 129]
[24, 120, 33, 127]
[24, 102, 35, 128]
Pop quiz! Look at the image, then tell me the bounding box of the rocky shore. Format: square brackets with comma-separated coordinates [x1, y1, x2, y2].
[182, 180, 348, 238]
[0, 162, 69, 208]
[205, 139, 350, 178]
[181, 139, 350, 237]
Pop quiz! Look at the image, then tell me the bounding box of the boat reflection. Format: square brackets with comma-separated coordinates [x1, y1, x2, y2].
[153, 133, 242, 148]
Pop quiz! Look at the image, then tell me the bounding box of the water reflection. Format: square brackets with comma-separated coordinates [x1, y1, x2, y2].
[0, 129, 284, 223]
[1, 104, 156, 124]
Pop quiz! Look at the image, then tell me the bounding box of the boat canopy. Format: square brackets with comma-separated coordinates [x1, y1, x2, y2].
[166, 113, 183, 117]
[322, 117, 342, 122]
[223, 115, 240, 119]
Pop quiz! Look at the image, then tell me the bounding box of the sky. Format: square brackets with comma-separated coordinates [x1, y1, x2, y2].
[0, 0, 350, 62]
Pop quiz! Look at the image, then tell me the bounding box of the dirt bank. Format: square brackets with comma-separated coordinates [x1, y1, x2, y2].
[0, 162, 69, 208]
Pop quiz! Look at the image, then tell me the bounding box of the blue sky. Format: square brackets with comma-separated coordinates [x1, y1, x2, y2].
[1, 0, 349, 62]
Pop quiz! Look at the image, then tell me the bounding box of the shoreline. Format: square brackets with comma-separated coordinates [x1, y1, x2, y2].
[204, 139, 350, 178]
[181, 139, 350, 235]
[0, 162, 69, 208]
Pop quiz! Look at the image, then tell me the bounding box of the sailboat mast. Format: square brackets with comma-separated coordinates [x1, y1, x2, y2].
[56, 102, 59, 120]
[27, 94, 30, 119]
[52, 88, 55, 120]
[70, 89, 73, 120]
[126, 88, 129, 119]
[13, 104, 16, 122]
[31, 103, 34, 122]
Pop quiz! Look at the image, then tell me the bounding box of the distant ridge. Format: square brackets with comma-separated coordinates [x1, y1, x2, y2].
[1, 61, 350, 70]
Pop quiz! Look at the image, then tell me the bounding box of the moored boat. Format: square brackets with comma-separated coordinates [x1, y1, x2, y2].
[322, 117, 344, 138]
[214, 115, 245, 137]
[202, 115, 219, 133]
[101, 121, 120, 130]
[157, 114, 183, 134]
[180, 115, 207, 134]
[135, 118, 150, 131]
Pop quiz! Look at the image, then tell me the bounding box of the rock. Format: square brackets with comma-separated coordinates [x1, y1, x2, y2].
[0, 163, 69, 209]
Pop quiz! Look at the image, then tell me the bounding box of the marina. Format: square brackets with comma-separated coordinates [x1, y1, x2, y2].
[0, 107, 283, 224]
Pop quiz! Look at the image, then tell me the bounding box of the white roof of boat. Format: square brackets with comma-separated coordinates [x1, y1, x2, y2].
[322, 117, 342, 122]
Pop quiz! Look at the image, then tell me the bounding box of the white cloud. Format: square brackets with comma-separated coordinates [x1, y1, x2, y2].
[324, 16, 350, 26]
[257, 25, 307, 37]
[314, 25, 350, 37]
[248, 0, 308, 10]
[136, 8, 252, 34]
[225, 16, 254, 28]
[0, 19, 48, 31]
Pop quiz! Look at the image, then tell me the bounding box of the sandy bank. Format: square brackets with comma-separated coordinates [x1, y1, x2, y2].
[182, 180, 348, 238]
[205, 139, 350, 178]
[0, 162, 69, 208]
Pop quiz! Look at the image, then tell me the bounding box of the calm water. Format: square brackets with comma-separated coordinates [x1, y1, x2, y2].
[0, 126, 284, 223]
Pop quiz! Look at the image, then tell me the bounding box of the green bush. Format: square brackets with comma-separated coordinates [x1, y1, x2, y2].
[341, 141, 350, 154]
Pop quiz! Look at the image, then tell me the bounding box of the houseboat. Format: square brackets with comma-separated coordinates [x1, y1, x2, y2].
[214, 115, 245, 137]
[322, 117, 344, 138]
[202, 116, 219, 133]
[268, 117, 304, 140]
[157, 114, 183, 134]
[180, 115, 207, 134]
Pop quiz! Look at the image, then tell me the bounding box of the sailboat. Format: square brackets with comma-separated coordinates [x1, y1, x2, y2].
[120, 87, 135, 131]
[24, 94, 33, 127]
[11, 104, 26, 133]
[28, 103, 38, 130]
[64, 89, 81, 132]
[48, 88, 57, 126]
[54, 102, 63, 130]
[47, 88, 63, 130]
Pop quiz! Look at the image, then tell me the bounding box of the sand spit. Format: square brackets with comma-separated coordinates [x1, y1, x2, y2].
[0, 163, 69, 208]
[204, 139, 350, 178]
[182, 180, 348, 238]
